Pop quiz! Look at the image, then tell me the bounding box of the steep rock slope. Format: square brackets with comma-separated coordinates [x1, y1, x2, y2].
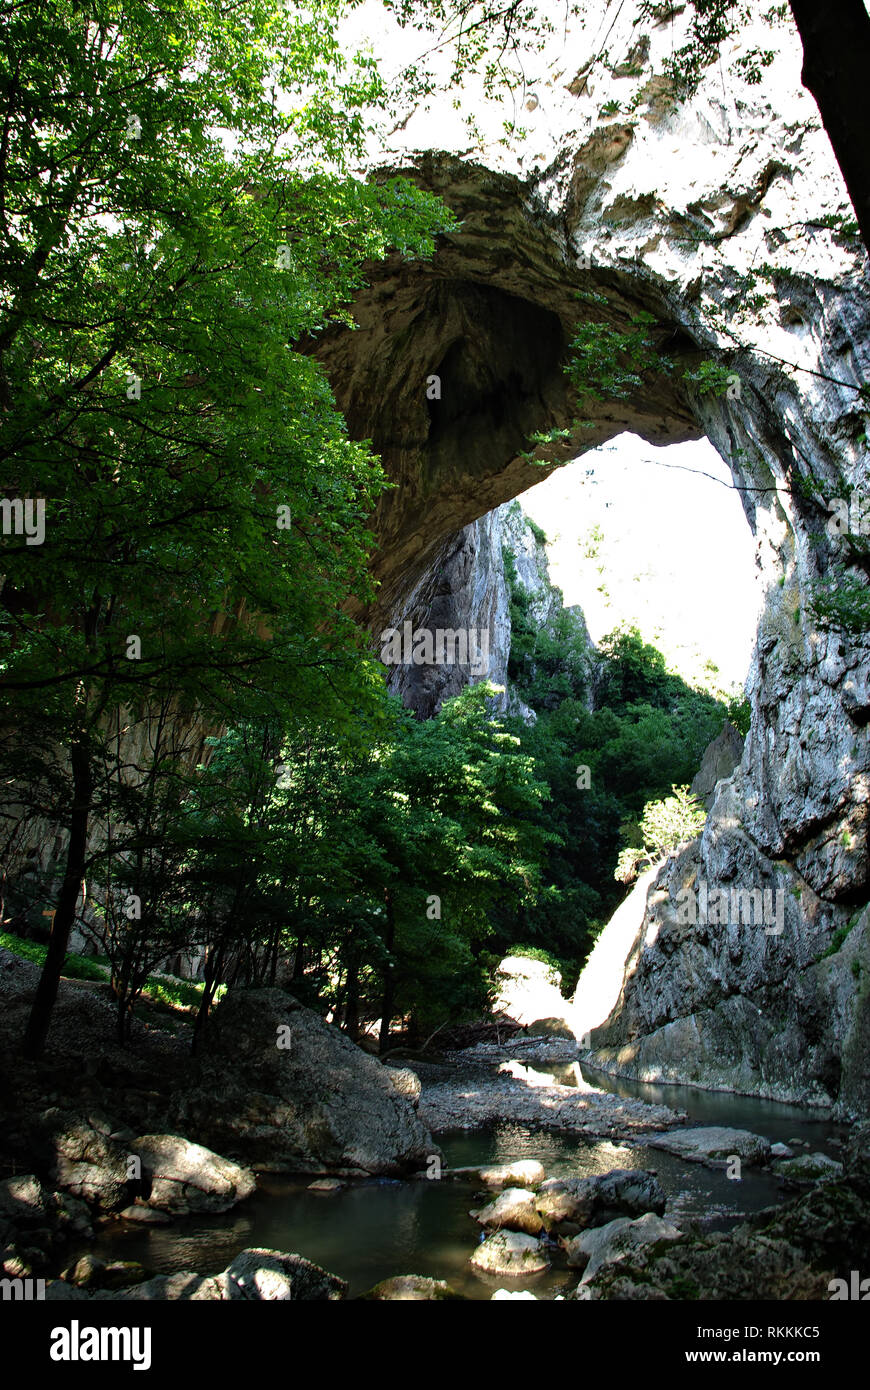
[384, 498, 590, 719]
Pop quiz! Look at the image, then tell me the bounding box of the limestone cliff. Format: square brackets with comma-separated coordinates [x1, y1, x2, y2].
[311, 2, 869, 1111]
[384, 497, 590, 719]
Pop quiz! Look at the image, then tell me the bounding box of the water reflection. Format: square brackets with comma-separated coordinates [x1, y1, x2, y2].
[69, 1070, 849, 1301]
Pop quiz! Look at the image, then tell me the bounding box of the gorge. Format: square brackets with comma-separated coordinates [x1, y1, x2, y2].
[1, 0, 869, 1322]
[306, 4, 870, 1113]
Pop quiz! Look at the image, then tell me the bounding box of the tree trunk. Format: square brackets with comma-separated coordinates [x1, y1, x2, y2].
[22, 735, 92, 1058]
[378, 891, 396, 1055]
[114, 978, 128, 1046]
[790, 0, 870, 254]
[343, 957, 360, 1042]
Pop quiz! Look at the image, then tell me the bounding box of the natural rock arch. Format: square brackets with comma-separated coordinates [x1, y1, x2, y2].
[311, 138, 870, 1111]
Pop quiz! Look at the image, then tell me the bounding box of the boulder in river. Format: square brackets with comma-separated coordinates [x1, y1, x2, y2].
[38, 1111, 136, 1212]
[525, 1017, 576, 1039]
[772, 1152, 844, 1183]
[61, 1254, 149, 1291]
[220, 1248, 346, 1300]
[362, 1275, 462, 1300]
[574, 1129, 870, 1300]
[564, 1212, 683, 1279]
[0, 1172, 92, 1267]
[535, 1168, 666, 1232]
[48, 1248, 348, 1301]
[131, 1133, 256, 1215]
[470, 1187, 544, 1235]
[648, 1126, 771, 1168]
[470, 1230, 550, 1276]
[476, 1159, 545, 1190]
[171, 988, 437, 1175]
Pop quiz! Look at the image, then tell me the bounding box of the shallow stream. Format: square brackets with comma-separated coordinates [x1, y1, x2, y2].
[75, 1065, 849, 1300]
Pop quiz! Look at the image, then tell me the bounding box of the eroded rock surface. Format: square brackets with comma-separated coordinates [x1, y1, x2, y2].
[308, 3, 870, 1112]
[131, 1134, 256, 1216]
[565, 1211, 683, 1280]
[172, 988, 437, 1175]
[535, 1168, 666, 1233]
[469, 1230, 550, 1276]
[647, 1126, 771, 1168]
[470, 1187, 544, 1236]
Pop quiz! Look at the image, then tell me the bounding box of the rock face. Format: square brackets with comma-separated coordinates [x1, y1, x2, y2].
[493, 953, 573, 1028]
[476, 1160, 546, 1191]
[362, 1275, 461, 1301]
[565, 1212, 683, 1280]
[0, 1174, 92, 1271]
[4, 5, 867, 1112]
[578, 1125, 870, 1301]
[470, 1187, 544, 1236]
[572, 865, 664, 1046]
[305, 3, 870, 1112]
[48, 1249, 348, 1302]
[583, 855, 870, 1109]
[772, 1153, 844, 1183]
[382, 499, 589, 719]
[690, 722, 745, 811]
[40, 1112, 135, 1213]
[171, 988, 437, 1175]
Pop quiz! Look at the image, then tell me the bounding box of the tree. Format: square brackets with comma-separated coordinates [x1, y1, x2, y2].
[615, 784, 707, 884]
[0, 0, 453, 1056]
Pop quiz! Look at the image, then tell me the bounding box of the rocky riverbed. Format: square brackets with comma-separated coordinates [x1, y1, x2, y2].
[416, 1036, 687, 1138]
[2, 964, 868, 1301]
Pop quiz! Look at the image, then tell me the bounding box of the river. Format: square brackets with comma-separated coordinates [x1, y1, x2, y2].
[71, 1062, 849, 1300]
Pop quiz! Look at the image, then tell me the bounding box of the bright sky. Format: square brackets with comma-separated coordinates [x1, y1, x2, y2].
[518, 433, 763, 694]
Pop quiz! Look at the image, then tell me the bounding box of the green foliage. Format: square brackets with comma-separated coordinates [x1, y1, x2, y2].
[143, 975, 224, 1010]
[615, 785, 707, 885]
[0, 0, 459, 1049]
[142, 679, 555, 1039]
[810, 213, 861, 241]
[494, 612, 725, 982]
[503, 547, 590, 711]
[809, 572, 870, 634]
[506, 944, 563, 972]
[725, 694, 752, 737]
[684, 360, 737, 396]
[565, 313, 667, 406]
[0, 930, 107, 982]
